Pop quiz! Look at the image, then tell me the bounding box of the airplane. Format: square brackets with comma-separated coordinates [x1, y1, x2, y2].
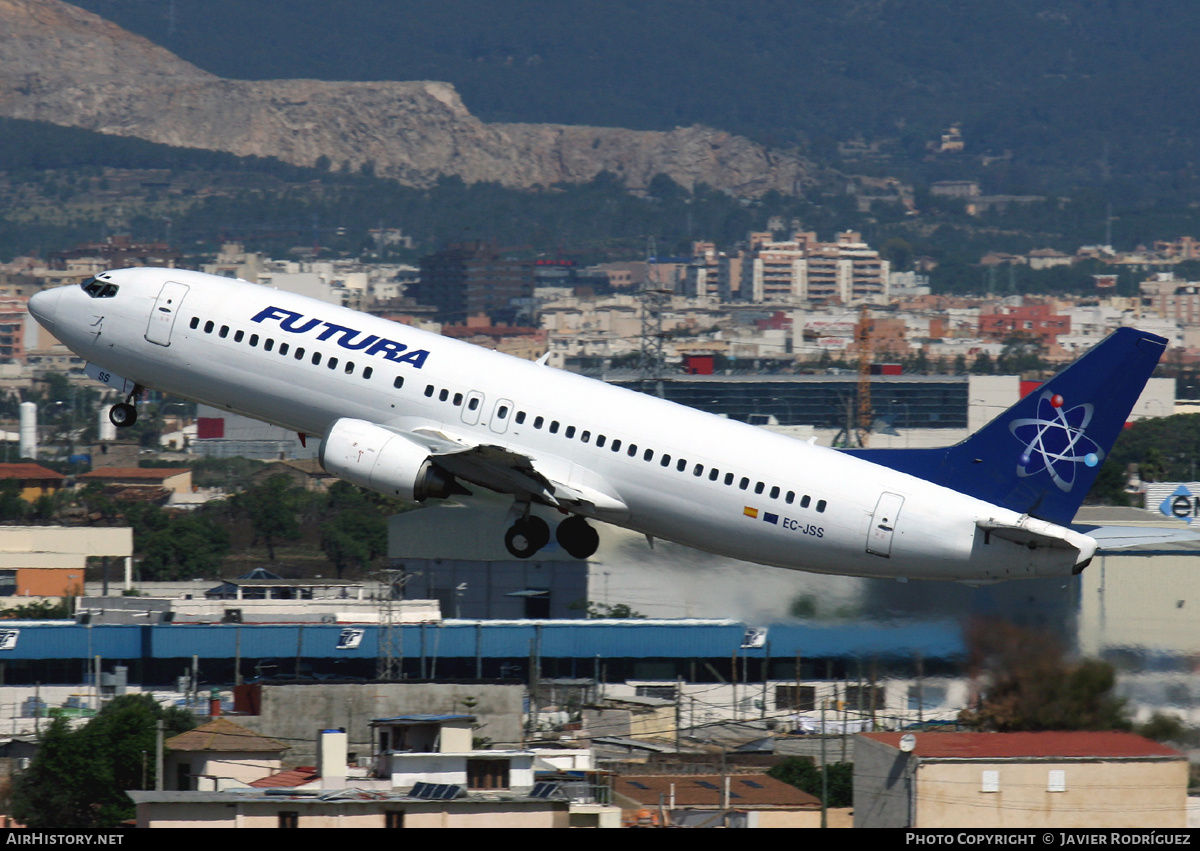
[25, 267, 1187, 583]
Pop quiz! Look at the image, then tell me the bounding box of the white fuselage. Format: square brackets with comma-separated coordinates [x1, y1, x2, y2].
[29, 268, 1097, 581]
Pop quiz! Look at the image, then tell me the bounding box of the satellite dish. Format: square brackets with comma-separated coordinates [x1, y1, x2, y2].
[900, 733, 916, 753]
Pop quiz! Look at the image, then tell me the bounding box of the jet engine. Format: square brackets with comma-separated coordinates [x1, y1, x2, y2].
[319, 418, 461, 501]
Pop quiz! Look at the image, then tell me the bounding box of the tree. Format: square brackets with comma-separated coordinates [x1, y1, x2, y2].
[957, 618, 1130, 732]
[12, 695, 196, 828]
[233, 475, 302, 560]
[768, 757, 853, 807]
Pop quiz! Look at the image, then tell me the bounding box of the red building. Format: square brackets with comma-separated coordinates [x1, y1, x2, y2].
[978, 304, 1069, 343]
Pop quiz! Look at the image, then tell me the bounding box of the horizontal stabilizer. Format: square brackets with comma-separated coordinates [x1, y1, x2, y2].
[1074, 525, 1200, 550]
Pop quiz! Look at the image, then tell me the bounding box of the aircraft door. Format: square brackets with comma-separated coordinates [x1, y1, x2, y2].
[144, 281, 190, 347]
[489, 398, 514, 434]
[867, 492, 904, 558]
[461, 390, 485, 426]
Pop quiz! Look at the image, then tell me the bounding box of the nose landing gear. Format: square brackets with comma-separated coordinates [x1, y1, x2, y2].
[108, 387, 142, 428]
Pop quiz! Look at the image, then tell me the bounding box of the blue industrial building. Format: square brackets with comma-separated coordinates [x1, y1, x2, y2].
[0, 619, 964, 686]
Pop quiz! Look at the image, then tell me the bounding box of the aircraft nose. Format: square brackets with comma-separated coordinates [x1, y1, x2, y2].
[28, 287, 63, 327]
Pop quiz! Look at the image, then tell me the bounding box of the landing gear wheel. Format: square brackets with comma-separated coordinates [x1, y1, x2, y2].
[556, 515, 600, 559]
[109, 402, 137, 428]
[504, 516, 550, 559]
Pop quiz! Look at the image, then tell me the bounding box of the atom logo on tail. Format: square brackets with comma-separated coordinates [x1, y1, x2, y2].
[1009, 391, 1103, 492]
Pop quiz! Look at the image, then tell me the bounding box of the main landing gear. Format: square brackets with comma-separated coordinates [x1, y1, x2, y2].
[503, 513, 600, 560]
[108, 388, 142, 428]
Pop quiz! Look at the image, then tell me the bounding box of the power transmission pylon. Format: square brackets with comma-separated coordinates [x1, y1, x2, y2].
[376, 567, 413, 681]
[639, 237, 672, 398]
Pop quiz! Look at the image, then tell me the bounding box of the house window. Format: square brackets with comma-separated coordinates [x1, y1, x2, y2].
[775, 685, 815, 711]
[278, 811, 299, 828]
[467, 758, 511, 790]
[385, 810, 405, 828]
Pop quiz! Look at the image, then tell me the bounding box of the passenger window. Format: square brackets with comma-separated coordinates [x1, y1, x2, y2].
[755, 482, 765, 495]
[345, 362, 354, 374]
[660, 454, 671, 467]
[643, 449, 653, 462]
[581, 430, 590, 443]
[204, 321, 214, 333]
[676, 459, 687, 472]
[611, 439, 622, 452]
[439, 389, 449, 402]
[468, 398, 479, 411]
[265, 339, 274, 352]
[534, 416, 544, 429]
[250, 334, 259, 347]
[709, 469, 720, 482]
[516, 411, 526, 424]
[800, 495, 811, 508]
[627, 444, 637, 457]
[550, 421, 560, 434]
[234, 330, 244, 343]
[295, 347, 306, 359]
[424, 385, 435, 397]
[770, 486, 780, 499]
[393, 376, 404, 389]
[739, 478, 749, 490]
[363, 366, 373, 379]
[816, 500, 827, 513]
[280, 342, 289, 355]
[453, 393, 463, 406]
[565, 425, 575, 438]
[219, 326, 229, 338]
[189, 317, 200, 329]
[693, 464, 704, 477]
[597, 435, 606, 448]
[327, 357, 338, 370]
[724, 473, 734, 486]
[312, 352, 321, 365]
[786, 491, 795, 504]
[498, 406, 509, 419]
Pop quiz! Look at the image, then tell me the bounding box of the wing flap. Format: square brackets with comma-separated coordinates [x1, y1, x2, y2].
[384, 424, 627, 517]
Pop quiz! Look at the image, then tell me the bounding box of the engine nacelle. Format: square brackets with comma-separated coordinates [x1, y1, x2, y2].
[319, 418, 459, 501]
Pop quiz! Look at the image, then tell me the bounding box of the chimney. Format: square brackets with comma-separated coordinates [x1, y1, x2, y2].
[318, 729, 348, 790]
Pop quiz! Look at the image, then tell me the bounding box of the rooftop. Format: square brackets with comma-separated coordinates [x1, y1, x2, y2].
[861, 731, 1183, 760]
[614, 773, 819, 808]
[165, 717, 289, 754]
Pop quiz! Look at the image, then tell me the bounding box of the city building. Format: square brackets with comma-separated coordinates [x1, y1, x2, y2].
[165, 717, 290, 791]
[414, 242, 535, 325]
[854, 731, 1187, 828]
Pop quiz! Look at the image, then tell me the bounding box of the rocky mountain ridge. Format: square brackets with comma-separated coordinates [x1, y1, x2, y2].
[0, 0, 813, 197]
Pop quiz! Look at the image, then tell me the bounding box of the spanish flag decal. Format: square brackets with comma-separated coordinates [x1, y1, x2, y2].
[743, 506, 759, 518]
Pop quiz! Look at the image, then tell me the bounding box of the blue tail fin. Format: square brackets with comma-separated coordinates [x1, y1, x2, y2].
[844, 328, 1167, 525]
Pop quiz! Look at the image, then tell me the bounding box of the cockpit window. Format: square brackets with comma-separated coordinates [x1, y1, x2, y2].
[80, 277, 118, 298]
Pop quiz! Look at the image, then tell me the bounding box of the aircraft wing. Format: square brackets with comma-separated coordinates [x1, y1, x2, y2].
[1073, 525, 1200, 550]
[394, 425, 629, 519]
